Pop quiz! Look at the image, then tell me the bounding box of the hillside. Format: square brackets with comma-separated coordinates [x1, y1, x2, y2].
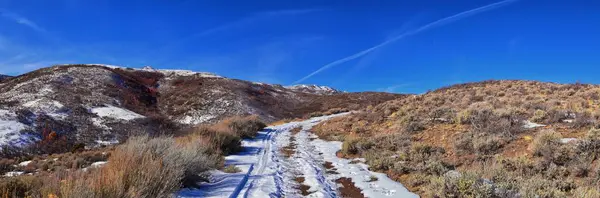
[0, 75, 10, 82]
[0, 64, 404, 154]
[313, 80, 600, 197]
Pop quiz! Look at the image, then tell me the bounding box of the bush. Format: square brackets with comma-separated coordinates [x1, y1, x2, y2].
[531, 109, 547, 122]
[572, 112, 595, 129]
[75, 136, 219, 197]
[194, 126, 242, 155]
[426, 171, 495, 198]
[225, 115, 266, 139]
[473, 136, 504, 156]
[0, 136, 222, 198]
[222, 165, 241, 173]
[399, 115, 425, 134]
[341, 138, 373, 156]
[532, 130, 562, 157]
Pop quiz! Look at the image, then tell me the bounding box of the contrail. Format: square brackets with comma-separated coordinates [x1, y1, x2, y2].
[293, 0, 520, 84]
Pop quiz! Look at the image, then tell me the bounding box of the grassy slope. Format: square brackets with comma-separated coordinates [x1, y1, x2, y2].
[313, 80, 600, 197]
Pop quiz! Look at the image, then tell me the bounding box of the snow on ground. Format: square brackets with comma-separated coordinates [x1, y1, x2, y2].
[0, 109, 33, 146]
[311, 136, 418, 197]
[96, 139, 119, 146]
[179, 115, 217, 125]
[179, 113, 418, 198]
[83, 161, 108, 172]
[560, 138, 578, 144]
[285, 84, 339, 95]
[22, 98, 68, 120]
[4, 171, 24, 177]
[523, 120, 546, 129]
[91, 104, 145, 120]
[18, 160, 32, 167]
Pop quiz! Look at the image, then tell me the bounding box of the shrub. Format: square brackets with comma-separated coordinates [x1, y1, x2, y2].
[399, 115, 425, 134]
[225, 115, 266, 138]
[222, 165, 241, 173]
[532, 130, 562, 157]
[426, 171, 495, 198]
[473, 136, 504, 156]
[572, 187, 600, 198]
[454, 133, 474, 155]
[59, 136, 220, 197]
[531, 109, 547, 122]
[572, 112, 595, 129]
[194, 126, 242, 155]
[575, 128, 600, 160]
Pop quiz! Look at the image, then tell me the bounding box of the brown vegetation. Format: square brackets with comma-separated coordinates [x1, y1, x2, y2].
[336, 177, 365, 198]
[313, 80, 600, 197]
[0, 115, 267, 197]
[294, 177, 312, 196]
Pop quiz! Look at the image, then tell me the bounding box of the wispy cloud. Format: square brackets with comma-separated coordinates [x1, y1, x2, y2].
[0, 8, 46, 32]
[294, 0, 520, 84]
[377, 83, 412, 93]
[160, 8, 322, 53]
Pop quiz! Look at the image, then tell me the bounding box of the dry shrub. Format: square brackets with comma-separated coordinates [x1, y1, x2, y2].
[426, 170, 495, 198]
[531, 109, 547, 122]
[224, 115, 266, 138]
[571, 112, 595, 129]
[0, 135, 221, 198]
[193, 126, 241, 155]
[575, 127, 600, 160]
[532, 130, 562, 157]
[341, 137, 373, 156]
[58, 136, 220, 198]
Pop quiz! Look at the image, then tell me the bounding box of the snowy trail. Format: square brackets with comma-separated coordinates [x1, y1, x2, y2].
[178, 114, 418, 198]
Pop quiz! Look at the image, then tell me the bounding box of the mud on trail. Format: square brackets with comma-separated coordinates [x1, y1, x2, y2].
[180, 113, 417, 198]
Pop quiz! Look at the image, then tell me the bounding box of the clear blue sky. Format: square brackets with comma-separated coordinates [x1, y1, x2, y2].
[0, 0, 599, 93]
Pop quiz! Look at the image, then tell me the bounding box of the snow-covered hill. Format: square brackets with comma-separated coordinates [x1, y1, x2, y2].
[0, 64, 403, 152]
[285, 84, 340, 95]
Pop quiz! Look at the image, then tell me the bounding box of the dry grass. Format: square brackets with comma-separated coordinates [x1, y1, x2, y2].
[0, 135, 221, 198]
[313, 80, 600, 197]
[190, 115, 267, 155]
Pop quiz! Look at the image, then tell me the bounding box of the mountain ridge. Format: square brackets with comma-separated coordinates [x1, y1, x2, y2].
[0, 64, 405, 153]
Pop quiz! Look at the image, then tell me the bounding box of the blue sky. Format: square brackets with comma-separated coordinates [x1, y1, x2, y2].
[0, 0, 599, 93]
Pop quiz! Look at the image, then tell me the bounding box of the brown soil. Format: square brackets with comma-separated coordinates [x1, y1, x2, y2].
[294, 177, 312, 196]
[335, 177, 365, 198]
[290, 127, 302, 135]
[281, 136, 297, 158]
[323, 161, 339, 174]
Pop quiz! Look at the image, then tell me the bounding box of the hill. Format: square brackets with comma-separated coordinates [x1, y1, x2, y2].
[313, 80, 600, 197]
[0, 64, 404, 155]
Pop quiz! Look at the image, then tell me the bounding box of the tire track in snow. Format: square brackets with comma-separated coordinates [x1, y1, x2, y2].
[295, 129, 338, 198]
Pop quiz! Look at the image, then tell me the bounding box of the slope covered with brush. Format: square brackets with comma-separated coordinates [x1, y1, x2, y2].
[0, 64, 403, 155]
[314, 80, 600, 197]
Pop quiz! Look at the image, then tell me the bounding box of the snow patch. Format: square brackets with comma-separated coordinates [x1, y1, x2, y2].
[523, 120, 546, 129]
[83, 161, 108, 172]
[4, 171, 24, 177]
[18, 160, 32, 167]
[560, 138, 578, 144]
[91, 105, 145, 121]
[96, 139, 119, 146]
[0, 109, 31, 146]
[311, 131, 417, 197]
[179, 115, 216, 125]
[90, 161, 107, 168]
[285, 84, 339, 95]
